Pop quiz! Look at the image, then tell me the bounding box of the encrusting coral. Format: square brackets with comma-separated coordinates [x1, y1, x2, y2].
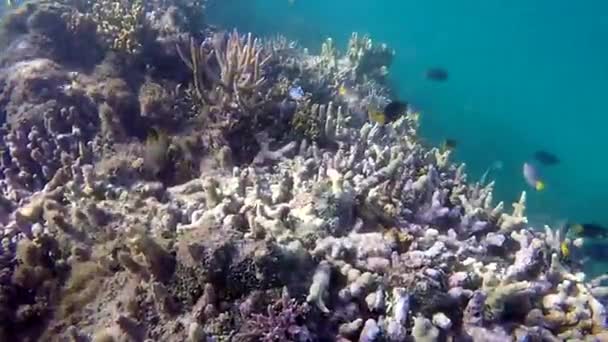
[0, 0, 605, 341]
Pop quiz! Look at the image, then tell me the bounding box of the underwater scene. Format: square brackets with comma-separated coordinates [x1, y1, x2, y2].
[0, 0, 607, 340]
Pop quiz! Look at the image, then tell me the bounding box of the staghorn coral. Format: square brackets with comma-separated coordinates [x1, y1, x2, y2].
[177, 29, 272, 114]
[345, 32, 394, 83]
[499, 191, 528, 232]
[319, 37, 338, 73]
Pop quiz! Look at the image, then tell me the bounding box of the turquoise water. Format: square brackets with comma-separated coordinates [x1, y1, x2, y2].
[207, 0, 608, 230]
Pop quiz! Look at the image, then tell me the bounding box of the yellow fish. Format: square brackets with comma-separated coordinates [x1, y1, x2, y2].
[367, 109, 387, 125]
[560, 241, 570, 260]
[338, 84, 348, 96]
[535, 181, 545, 191]
[523, 162, 545, 191]
[367, 100, 409, 125]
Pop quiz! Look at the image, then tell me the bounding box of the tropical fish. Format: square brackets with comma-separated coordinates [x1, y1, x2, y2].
[426, 68, 448, 82]
[440, 138, 458, 151]
[338, 83, 360, 105]
[533, 150, 560, 166]
[522, 162, 545, 191]
[367, 100, 408, 125]
[384, 101, 408, 121]
[560, 241, 570, 260]
[581, 239, 608, 260]
[367, 108, 387, 125]
[288, 86, 304, 101]
[567, 223, 608, 239]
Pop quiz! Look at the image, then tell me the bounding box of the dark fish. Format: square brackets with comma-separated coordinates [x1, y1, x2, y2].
[583, 240, 608, 260]
[368, 100, 408, 125]
[534, 150, 560, 166]
[426, 68, 448, 81]
[383, 100, 408, 122]
[440, 138, 458, 151]
[568, 223, 608, 239]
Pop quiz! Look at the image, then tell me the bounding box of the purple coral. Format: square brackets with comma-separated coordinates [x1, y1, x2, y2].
[236, 294, 313, 342]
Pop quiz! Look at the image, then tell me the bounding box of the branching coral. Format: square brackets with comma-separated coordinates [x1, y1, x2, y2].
[345, 32, 394, 83]
[319, 38, 338, 73]
[177, 30, 272, 114]
[0, 3, 606, 340]
[236, 289, 312, 342]
[499, 191, 528, 232]
[89, 0, 145, 54]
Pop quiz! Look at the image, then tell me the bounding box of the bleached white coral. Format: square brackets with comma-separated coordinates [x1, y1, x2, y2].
[499, 191, 528, 232]
[384, 287, 410, 341]
[307, 261, 332, 313]
[411, 315, 439, 342]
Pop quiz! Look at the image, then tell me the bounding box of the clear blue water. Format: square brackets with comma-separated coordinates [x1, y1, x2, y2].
[207, 0, 608, 231]
[209, 0, 608, 230]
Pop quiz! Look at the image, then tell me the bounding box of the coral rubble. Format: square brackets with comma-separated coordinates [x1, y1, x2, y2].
[0, 0, 605, 341]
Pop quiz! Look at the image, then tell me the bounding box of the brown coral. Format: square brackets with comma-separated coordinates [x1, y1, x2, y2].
[90, 0, 145, 54]
[177, 29, 272, 114]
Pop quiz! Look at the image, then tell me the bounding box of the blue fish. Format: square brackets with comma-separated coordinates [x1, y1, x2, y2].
[288, 86, 304, 101]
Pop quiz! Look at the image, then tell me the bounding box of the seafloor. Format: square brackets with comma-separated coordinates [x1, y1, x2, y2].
[0, 0, 606, 341]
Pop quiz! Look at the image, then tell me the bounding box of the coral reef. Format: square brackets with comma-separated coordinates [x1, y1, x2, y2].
[0, 0, 605, 341]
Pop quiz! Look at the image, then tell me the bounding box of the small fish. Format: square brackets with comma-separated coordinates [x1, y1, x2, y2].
[426, 67, 449, 82]
[560, 241, 570, 260]
[440, 138, 458, 151]
[368, 100, 408, 125]
[338, 83, 362, 107]
[288, 86, 304, 101]
[338, 83, 355, 98]
[522, 162, 545, 191]
[534, 150, 560, 166]
[384, 101, 408, 121]
[568, 223, 608, 239]
[367, 108, 387, 125]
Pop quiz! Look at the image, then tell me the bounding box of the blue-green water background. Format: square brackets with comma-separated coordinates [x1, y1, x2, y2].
[208, 0, 608, 231]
